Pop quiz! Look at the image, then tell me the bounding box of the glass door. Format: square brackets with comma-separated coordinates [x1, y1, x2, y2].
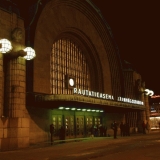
[52, 115, 63, 137]
[94, 117, 101, 137]
[65, 116, 75, 138]
[86, 116, 93, 136]
[76, 116, 84, 137]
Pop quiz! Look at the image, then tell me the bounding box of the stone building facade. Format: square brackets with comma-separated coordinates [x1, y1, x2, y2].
[0, 0, 150, 151]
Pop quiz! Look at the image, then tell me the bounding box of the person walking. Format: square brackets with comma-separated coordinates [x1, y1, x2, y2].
[142, 121, 146, 134]
[50, 124, 54, 145]
[146, 122, 150, 133]
[59, 126, 65, 143]
[126, 123, 130, 136]
[112, 121, 118, 139]
[120, 122, 124, 137]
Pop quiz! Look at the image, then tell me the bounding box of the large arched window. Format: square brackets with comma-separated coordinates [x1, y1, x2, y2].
[50, 38, 91, 94]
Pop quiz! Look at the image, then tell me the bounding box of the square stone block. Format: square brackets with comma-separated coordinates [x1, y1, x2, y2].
[8, 128, 19, 138]
[9, 138, 18, 150]
[0, 138, 9, 151]
[0, 129, 3, 138]
[0, 118, 9, 128]
[18, 137, 29, 148]
[21, 118, 29, 128]
[9, 117, 21, 128]
[3, 128, 8, 138]
[21, 128, 29, 137]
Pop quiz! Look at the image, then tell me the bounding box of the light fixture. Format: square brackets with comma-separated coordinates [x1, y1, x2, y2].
[0, 39, 12, 53]
[58, 107, 64, 109]
[69, 78, 74, 87]
[145, 89, 154, 96]
[23, 47, 36, 60]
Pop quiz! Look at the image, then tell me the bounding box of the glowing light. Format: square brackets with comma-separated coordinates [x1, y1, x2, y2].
[58, 107, 64, 109]
[145, 89, 154, 96]
[23, 47, 36, 60]
[0, 39, 12, 53]
[151, 95, 160, 98]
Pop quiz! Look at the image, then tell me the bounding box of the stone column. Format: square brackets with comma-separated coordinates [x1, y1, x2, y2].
[0, 53, 3, 117]
[137, 81, 146, 132]
[144, 95, 150, 123]
[0, 28, 29, 151]
[5, 57, 26, 117]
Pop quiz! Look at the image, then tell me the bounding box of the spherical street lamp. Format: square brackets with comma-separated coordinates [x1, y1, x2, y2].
[23, 47, 36, 60]
[0, 39, 12, 53]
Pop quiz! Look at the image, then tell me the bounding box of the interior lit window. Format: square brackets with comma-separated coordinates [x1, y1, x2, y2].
[50, 38, 91, 94]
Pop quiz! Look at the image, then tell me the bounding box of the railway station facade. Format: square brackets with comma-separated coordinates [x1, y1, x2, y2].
[0, 0, 151, 151]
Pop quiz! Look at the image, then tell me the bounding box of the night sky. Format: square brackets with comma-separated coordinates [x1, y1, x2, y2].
[11, 0, 160, 95]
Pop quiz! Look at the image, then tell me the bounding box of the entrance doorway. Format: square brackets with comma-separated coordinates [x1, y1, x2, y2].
[52, 114, 102, 139]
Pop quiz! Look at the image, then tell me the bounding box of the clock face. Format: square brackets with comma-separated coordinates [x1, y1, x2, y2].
[69, 78, 74, 86]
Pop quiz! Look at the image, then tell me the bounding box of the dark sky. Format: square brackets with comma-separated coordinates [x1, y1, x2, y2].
[12, 0, 160, 95]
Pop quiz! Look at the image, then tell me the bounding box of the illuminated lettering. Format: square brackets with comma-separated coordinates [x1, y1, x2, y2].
[73, 88, 77, 94]
[78, 89, 81, 94]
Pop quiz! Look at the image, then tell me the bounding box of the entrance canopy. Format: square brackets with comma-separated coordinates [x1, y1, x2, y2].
[27, 93, 146, 112]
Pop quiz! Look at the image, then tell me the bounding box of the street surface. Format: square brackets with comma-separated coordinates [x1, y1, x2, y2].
[0, 131, 160, 160]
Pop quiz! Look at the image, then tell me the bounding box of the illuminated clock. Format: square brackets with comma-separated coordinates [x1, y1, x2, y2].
[69, 78, 74, 87]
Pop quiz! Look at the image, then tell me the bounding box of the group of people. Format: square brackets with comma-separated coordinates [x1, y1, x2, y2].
[142, 121, 150, 134]
[120, 122, 130, 137]
[50, 124, 65, 145]
[50, 120, 151, 144]
[90, 124, 107, 137]
[111, 121, 130, 139]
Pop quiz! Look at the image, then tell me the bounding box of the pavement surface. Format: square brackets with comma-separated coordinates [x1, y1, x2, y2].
[0, 130, 160, 160]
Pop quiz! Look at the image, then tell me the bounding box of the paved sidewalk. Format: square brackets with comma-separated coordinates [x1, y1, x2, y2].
[27, 129, 160, 150]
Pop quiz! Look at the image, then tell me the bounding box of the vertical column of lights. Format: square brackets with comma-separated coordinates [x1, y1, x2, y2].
[77, 45, 80, 89]
[57, 40, 61, 94]
[62, 40, 65, 94]
[58, 39, 60, 94]
[53, 45, 56, 94]
[51, 43, 54, 94]
[60, 40, 62, 94]
[80, 51, 82, 89]
[61, 39, 63, 94]
[57, 41, 59, 94]
[130, 73, 133, 98]
[50, 48, 52, 94]
[58, 41, 60, 94]
[66, 39, 68, 94]
[56, 42, 58, 94]
[68, 39, 71, 94]
[53, 43, 56, 94]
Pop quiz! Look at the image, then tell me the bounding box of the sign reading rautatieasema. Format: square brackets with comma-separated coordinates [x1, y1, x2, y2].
[73, 88, 144, 105]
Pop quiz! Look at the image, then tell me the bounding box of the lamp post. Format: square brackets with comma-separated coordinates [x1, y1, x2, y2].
[144, 89, 154, 125]
[0, 27, 36, 117]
